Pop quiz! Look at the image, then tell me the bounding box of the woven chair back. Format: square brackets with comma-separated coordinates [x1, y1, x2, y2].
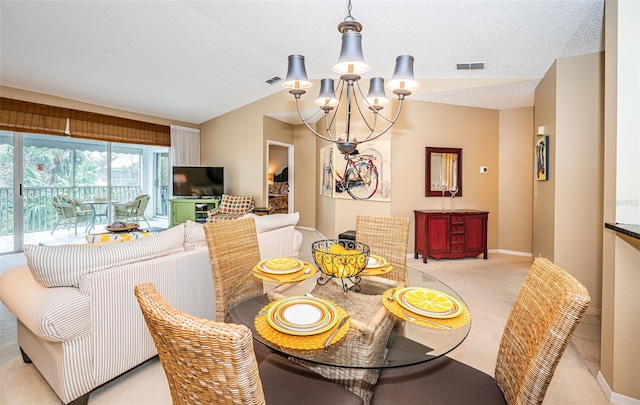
[204, 216, 263, 322]
[136, 194, 150, 213]
[134, 282, 266, 405]
[356, 215, 410, 283]
[494, 257, 590, 405]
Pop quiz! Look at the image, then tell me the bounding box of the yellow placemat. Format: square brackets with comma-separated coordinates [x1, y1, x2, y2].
[252, 262, 317, 283]
[359, 264, 393, 277]
[382, 288, 471, 330]
[254, 297, 350, 350]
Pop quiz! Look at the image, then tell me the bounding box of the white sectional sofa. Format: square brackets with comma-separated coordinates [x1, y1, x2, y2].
[0, 213, 303, 405]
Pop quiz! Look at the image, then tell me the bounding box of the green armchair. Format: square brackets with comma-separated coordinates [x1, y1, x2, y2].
[50, 195, 93, 235]
[113, 194, 150, 227]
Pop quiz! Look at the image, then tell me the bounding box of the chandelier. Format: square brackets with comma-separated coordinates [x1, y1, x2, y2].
[282, 0, 418, 155]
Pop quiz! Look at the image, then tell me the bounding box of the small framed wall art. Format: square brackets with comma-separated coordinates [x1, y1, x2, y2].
[535, 136, 549, 181]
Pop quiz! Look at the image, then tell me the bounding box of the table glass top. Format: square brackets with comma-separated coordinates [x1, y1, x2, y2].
[228, 255, 471, 369]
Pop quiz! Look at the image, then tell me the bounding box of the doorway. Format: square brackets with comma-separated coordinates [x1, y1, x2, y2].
[266, 141, 294, 214]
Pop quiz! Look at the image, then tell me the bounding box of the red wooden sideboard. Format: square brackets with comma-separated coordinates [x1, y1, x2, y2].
[414, 210, 489, 263]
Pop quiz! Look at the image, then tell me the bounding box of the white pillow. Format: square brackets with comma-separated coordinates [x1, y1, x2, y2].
[244, 212, 300, 233]
[25, 224, 185, 288]
[184, 220, 206, 251]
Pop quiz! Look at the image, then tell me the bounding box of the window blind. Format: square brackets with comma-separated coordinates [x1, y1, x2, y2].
[0, 97, 171, 146]
[0, 98, 69, 136]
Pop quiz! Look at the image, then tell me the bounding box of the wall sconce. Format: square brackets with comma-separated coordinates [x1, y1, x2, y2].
[268, 173, 274, 185]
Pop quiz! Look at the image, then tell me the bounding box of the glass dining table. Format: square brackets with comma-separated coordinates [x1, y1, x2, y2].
[227, 255, 471, 370]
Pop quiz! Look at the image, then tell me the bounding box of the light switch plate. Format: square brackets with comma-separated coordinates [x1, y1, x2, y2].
[480, 166, 488, 173]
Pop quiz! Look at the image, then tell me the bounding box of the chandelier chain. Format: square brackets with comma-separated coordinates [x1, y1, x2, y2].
[344, 0, 355, 22]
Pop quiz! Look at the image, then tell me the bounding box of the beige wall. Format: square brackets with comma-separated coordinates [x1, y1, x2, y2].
[533, 64, 557, 259]
[199, 93, 295, 207]
[294, 125, 316, 228]
[601, 0, 640, 400]
[533, 53, 604, 309]
[204, 89, 535, 256]
[312, 100, 502, 253]
[498, 108, 534, 254]
[555, 52, 604, 308]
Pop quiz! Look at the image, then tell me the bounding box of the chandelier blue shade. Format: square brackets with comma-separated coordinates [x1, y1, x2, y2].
[365, 77, 389, 109]
[315, 78, 339, 108]
[334, 30, 369, 75]
[388, 55, 419, 94]
[283, 55, 312, 90]
[282, 0, 418, 155]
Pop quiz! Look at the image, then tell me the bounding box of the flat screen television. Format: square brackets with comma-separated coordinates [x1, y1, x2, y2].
[172, 166, 224, 198]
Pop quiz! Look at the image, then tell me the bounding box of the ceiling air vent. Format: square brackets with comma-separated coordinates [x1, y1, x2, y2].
[265, 76, 282, 85]
[456, 62, 485, 70]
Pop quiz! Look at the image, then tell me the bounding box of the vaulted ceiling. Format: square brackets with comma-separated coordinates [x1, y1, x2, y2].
[1, 0, 604, 125]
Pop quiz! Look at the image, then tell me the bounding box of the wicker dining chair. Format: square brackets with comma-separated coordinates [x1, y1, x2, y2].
[370, 257, 591, 405]
[203, 216, 274, 363]
[356, 215, 410, 283]
[134, 283, 364, 405]
[203, 216, 263, 322]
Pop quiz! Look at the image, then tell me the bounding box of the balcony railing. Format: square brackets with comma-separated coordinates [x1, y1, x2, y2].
[0, 186, 142, 235]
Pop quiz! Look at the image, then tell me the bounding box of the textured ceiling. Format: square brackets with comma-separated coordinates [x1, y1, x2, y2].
[0, 1, 604, 125]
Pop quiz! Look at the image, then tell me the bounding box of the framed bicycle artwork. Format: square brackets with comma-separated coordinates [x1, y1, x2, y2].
[320, 141, 391, 201]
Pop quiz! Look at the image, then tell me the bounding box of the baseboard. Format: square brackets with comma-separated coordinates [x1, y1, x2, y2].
[597, 371, 640, 405]
[585, 306, 602, 317]
[495, 249, 532, 257]
[295, 226, 326, 240]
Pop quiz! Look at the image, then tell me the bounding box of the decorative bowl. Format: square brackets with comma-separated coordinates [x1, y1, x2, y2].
[311, 239, 370, 280]
[106, 222, 139, 232]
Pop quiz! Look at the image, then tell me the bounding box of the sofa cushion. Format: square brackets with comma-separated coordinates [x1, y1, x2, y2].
[184, 220, 206, 251]
[25, 224, 185, 288]
[244, 212, 299, 233]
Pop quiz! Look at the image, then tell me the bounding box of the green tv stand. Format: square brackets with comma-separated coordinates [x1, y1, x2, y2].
[169, 198, 220, 227]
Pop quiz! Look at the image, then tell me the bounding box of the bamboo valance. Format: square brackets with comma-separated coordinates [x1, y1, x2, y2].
[0, 97, 171, 146]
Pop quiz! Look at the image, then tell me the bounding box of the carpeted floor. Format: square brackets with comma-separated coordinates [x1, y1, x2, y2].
[0, 229, 608, 404]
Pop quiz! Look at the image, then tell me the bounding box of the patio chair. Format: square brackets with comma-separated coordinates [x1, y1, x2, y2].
[356, 215, 410, 283]
[206, 194, 254, 222]
[134, 282, 364, 405]
[370, 257, 591, 405]
[113, 194, 150, 227]
[50, 194, 93, 235]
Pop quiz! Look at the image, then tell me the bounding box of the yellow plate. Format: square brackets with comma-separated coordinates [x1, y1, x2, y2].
[258, 257, 304, 275]
[394, 287, 463, 319]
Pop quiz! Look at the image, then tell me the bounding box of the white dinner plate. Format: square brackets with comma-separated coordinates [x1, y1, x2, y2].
[267, 296, 338, 336]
